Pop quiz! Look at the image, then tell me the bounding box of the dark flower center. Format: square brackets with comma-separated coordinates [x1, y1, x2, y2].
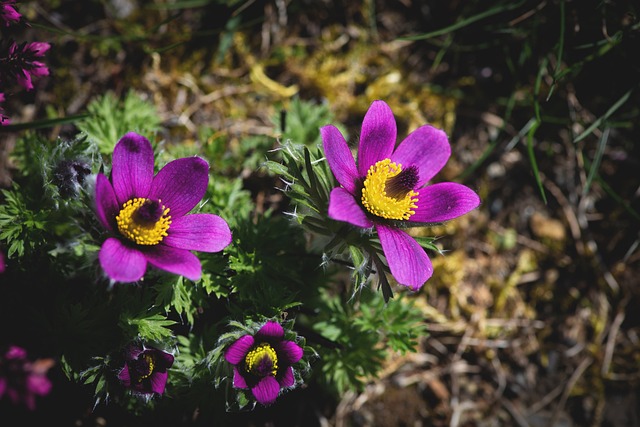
[384, 165, 419, 199]
[116, 198, 172, 246]
[132, 353, 156, 382]
[133, 199, 165, 224]
[244, 343, 278, 378]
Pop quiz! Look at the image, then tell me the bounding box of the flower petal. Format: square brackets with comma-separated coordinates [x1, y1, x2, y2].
[278, 367, 295, 388]
[225, 335, 255, 365]
[95, 173, 119, 232]
[99, 238, 147, 283]
[118, 366, 131, 386]
[328, 187, 374, 228]
[143, 245, 202, 281]
[376, 224, 433, 290]
[358, 100, 397, 176]
[156, 351, 175, 370]
[111, 132, 155, 204]
[411, 182, 481, 223]
[256, 321, 284, 340]
[149, 371, 169, 395]
[148, 157, 209, 218]
[233, 367, 248, 389]
[391, 125, 451, 187]
[276, 341, 303, 364]
[321, 125, 358, 193]
[163, 213, 232, 253]
[251, 376, 280, 405]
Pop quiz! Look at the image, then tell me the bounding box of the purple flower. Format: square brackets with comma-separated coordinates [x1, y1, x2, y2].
[224, 321, 303, 406]
[4, 41, 50, 91]
[95, 132, 232, 283]
[322, 100, 480, 290]
[0, 93, 8, 125]
[0, 1, 21, 27]
[0, 345, 54, 410]
[0, 250, 5, 273]
[118, 344, 174, 395]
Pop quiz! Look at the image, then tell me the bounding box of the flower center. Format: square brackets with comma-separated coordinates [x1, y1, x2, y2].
[244, 343, 278, 378]
[116, 198, 172, 245]
[135, 353, 155, 382]
[361, 159, 419, 220]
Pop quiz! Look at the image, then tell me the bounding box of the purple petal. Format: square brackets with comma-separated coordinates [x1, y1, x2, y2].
[358, 100, 397, 177]
[143, 245, 202, 281]
[224, 335, 255, 365]
[148, 157, 209, 218]
[149, 371, 169, 395]
[118, 365, 131, 386]
[276, 341, 303, 364]
[95, 173, 119, 232]
[328, 187, 374, 228]
[164, 214, 232, 253]
[278, 367, 295, 388]
[111, 132, 155, 205]
[17, 70, 33, 90]
[321, 125, 359, 193]
[256, 321, 284, 340]
[376, 224, 433, 290]
[411, 182, 481, 223]
[99, 238, 147, 283]
[391, 125, 451, 187]
[251, 376, 280, 405]
[233, 367, 248, 389]
[156, 351, 175, 369]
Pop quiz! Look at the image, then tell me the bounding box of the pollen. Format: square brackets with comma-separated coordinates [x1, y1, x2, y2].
[137, 353, 155, 382]
[245, 343, 278, 378]
[361, 159, 419, 220]
[116, 198, 172, 246]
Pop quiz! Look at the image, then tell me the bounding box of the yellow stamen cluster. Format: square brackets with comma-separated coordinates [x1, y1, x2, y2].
[245, 343, 278, 377]
[116, 198, 171, 245]
[361, 159, 418, 220]
[138, 353, 155, 382]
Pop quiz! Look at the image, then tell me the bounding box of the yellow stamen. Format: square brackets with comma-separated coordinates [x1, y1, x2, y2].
[116, 198, 171, 245]
[138, 353, 155, 382]
[245, 343, 278, 377]
[361, 159, 418, 220]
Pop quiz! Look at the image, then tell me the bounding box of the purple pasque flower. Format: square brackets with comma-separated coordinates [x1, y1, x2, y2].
[224, 321, 303, 406]
[95, 132, 232, 283]
[321, 100, 480, 290]
[0, 1, 21, 27]
[0, 345, 54, 410]
[3, 41, 50, 91]
[118, 344, 174, 395]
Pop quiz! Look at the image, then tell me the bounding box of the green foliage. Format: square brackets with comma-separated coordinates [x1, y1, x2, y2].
[77, 90, 161, 154]
[277, 96, 335, 146]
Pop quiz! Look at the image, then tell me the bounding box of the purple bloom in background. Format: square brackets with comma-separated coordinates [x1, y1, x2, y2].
[0, 0, 21, 27]
[321, 100, 480, 290]
[118, 344, 174, 395]
[7, 41, 50, 91]
[0, 250, 5, 272]
[224, 321, 303, 405]
[95, 132, 232, 283]
[0, 345, 54, 410]
[0, 93, 8, 125]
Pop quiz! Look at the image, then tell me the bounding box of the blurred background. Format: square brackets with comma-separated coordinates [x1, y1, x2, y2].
[1, 0, 639, 426]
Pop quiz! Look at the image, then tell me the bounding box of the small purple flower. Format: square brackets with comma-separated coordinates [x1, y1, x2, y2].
[118, 344, 174, 395]
[0, 0, 21, 27]
[0, 345, 54, 410]
[95, 132, 232, 283]
[7, 41, 50, 91]
[0, 250, 5, 273]
[0, 93, 8, 125]
[322, 100, 480, 290]
[224, 321, 303, 406]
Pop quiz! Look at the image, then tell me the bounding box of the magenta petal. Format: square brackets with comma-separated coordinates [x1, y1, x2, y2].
[391, 125, 451, 187]
[95, 173, 119, 232]
[118, 365, 131, 386]
[148, 157, 209, 218]
[411, 182, 481, 223]
[251, 376, 280, 405]
[276, 341, 303, 364]
[328, 187, 374, 228]
[163, 214, 231, 252]
[256, 321, 284, 340]
[99, 238, 147, 282]
[278, 367, 295, 388]
[149, 371, 169, 395]
[143, 245, 202, 281]
[358, 100, 397, 177]
[376, 224, 433, 290]
[321, 125, 358, 193]
[233, 367, 248, 389]
[224, 335, 255, 365]
[111, 132, 155, 204]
